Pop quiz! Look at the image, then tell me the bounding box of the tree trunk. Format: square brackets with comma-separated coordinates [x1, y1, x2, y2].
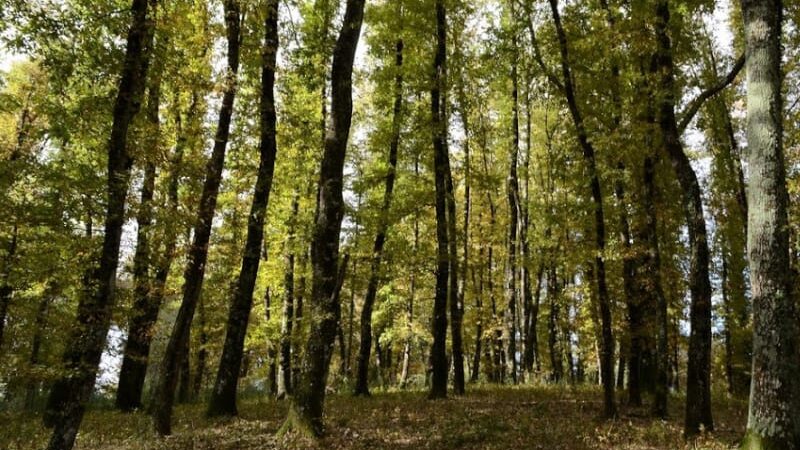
[277, 198, 296, 399]
[652, 0, 713, 434]
[26, 288, 53, 410]
[505, 4, 521, 385]
[547, 0, 615, 417]
[643, 154, 670, 418]
[354, 37, 404, 397]
[741, 1, 800, 447]
[116, 72, 162, 412]
[44, 2, 155, 448]
[207, 0, 279, 417]
[151, 0, 240, 435]
[191, 296, 208, 400]
[283, 0, 364, 437]
[0, 224, 18, 356]
[547, 267, 563, 383]
[428, 0, 450, 400]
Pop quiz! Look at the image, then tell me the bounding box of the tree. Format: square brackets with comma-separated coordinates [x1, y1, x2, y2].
[207, 0, 280, 417]
[151, 0, 241, 435]
[42, 0, 157, 448]
[115, 66, 162, 412]
[354, 25, 404, 396]
[429, 0, 451, 400]
[740, 0, 800, 447]
[282, 0, 365, 436]
[545, 0, 617, 418]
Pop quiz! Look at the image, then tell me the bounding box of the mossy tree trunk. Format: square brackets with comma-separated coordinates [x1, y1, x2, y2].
[741, 0, 800, 447]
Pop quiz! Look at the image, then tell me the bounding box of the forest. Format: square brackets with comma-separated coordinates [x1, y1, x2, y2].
[0, 0, 797, 448]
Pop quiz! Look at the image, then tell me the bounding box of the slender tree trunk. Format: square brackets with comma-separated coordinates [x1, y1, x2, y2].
[116, 73, 162, 412]
[151, 0, 240, 435]
[208, 0, 279, 416]
[190, 296, 208, 400]
[292, 251, 307, 388]
[265, 287, 278, 395]
[446, 148, 464, 394]
[401, 162, 420, 388]
[354, 37, 404, 397]
[652, 0, 713, 434]
[505, 4, 521, 385]
[643, 154, 670, 418]
[528, 264, 543, 373]
[26, 289, 53, 410]
[346, 255, 356, 377]
[548, 0, 615, 417]
[470, 240, 484, 383]
[277, 198, 297, 399]
[741, 1, 800, 447]
[429, 0, 450, 400]
[0, 224, 18, 356]
[44, 2, 155, 448]
[547, 267, 563, 383]
[283, 0, 364, 437]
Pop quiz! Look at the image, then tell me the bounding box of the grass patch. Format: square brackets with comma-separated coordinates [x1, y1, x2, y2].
[0, 386, 747, 449]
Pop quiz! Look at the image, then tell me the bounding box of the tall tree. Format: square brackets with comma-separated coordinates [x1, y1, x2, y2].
[151, 0, 241, 435]
[354, 32, 404, 397]
[42, 0, 157, 448]
[207, 0, 280, 417]
[740, 0, 800, 447]
[429, 0, 451, 400]
[282, 0, 365, 436]
[504, 0, 521, 385]
[546, 0, 616, 418]
[652, 0, 712, 434]
[115, 69, 162, 412]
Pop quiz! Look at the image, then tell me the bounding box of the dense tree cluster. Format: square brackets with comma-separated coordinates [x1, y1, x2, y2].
[0, 0, 799, 448]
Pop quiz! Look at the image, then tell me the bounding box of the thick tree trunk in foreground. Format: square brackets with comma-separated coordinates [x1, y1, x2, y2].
[548, 0, 616, 418]
[741, 1, 800, 447]
[207, 0, 279, 417]
[429, 0, 450, 400]
[653, 0, 713, 434]
[151, 0, 240, 435]
[354, 37, 403, 397]
[283, 0, 364, 437]
[44, 1, 155, 448]
[116, 75, 161, 412]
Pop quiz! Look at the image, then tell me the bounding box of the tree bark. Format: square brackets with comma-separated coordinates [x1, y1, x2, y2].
[652, 0, 713, 434]
[547, 0, 616, 418]
[207, 0, 279, 417]
[283, 0, 364, 437]
[277, 195, 298, 399]
[44, 1, 156, 448]
[354, 37, 403, 397]
[429, 0, 450, 400]
[116, 72, 161, 412]
[151, 0, 240, 435]
[741, 0, 800, 447]
[505, 4, 521, 385]
[0, 224, 18, 357]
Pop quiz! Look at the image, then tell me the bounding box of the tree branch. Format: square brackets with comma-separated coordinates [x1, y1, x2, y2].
[519, 0, 564, 93]
[677, 53, 745, 134]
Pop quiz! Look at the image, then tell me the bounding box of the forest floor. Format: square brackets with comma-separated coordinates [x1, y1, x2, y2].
[1, 385, 747, 450]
